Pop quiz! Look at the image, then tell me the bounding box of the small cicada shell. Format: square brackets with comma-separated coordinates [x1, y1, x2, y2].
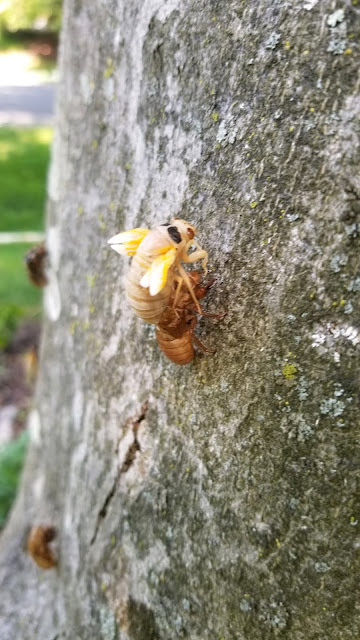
[156, 271, 223, 365]
[25, 244, 48, 287]
[108, 219, 208, 324]
[26, 525, 57, 569]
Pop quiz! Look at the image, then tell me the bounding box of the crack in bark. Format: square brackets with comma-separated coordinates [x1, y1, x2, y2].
[90, 402, 148, 545]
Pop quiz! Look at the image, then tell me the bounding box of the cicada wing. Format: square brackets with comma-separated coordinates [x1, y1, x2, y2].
[140, 249, 176, 295]
[108, 228, 150, 256]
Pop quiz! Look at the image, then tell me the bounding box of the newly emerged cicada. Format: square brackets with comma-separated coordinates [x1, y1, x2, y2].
[108, 219, 208, 324]
[156, 271, 224, 365]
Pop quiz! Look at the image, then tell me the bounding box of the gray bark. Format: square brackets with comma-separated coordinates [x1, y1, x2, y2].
[1, 0, 360, 638]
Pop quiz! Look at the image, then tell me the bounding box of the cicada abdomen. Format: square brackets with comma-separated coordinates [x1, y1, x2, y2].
[125, 238, 174, 324]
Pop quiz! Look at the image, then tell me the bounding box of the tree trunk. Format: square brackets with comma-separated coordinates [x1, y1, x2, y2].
[1, 1, 360, 638]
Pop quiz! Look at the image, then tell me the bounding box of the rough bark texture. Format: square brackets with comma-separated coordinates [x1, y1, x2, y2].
[1, 1, 360, 638]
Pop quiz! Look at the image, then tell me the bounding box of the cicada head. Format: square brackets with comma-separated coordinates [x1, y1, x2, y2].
[169, 218, 197, 243]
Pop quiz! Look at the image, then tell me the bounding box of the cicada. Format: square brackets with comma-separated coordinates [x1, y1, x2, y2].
[26, 525, 57, 569]
[25, 244, 48, 287]
[156, 271, 223, 365]
[108, 219, 208, 324]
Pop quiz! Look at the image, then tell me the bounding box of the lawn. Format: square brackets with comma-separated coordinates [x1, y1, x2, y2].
[0, 126, 51, 340]
[0, 126, 51, 525]
[0, 126, 52, 232]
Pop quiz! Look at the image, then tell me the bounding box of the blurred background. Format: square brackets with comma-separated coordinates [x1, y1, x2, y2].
[0, 0, 61, 528]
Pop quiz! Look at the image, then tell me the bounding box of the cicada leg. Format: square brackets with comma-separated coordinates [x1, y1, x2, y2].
[172, 276, 184, 309]
[177, 264, 202, 314]
[183, 240, 208, 274]
[191, 331, 216, 354]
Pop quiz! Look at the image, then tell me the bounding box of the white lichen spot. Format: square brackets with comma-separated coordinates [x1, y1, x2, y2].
[216, 115, 238, 146]
[334, 351, 340, 363]
[327, 9, 345, 27]
[333, 383, 344, 397]
[289, 497, 299, 510]
[344, 222, 360, 237]
[303, 0, 318, 9]
[320, 397, 346, 417]
[296, 376, 309, 401]
[286, 212, 299, 222]
[100, 606, 116, 640]
[259, 601, 289, 631]
[311, 330, 327, 348]
[314, 561, 331, 573]
[265, 32, 281, 49]
[240, 598, 252, 612]
[330, 254, 348, 273]
[348, 277, 360, 292]
[311, 323, 360, 351]
[340, 325, 359, 346]
[296, 416, 314, 442]
[28, 408, 41, 445]
[344, 301, 353, 315]
[327, 21, 347, 55]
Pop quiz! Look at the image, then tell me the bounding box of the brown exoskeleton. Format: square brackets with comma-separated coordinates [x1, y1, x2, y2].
[26, 525, 57, 569]
[25, 244, 48, 287]
[156, 271, 224, 365]
[108, 219, 208, 324]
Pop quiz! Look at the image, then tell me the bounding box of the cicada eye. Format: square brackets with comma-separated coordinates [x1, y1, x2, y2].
[187, 227, 195, 240]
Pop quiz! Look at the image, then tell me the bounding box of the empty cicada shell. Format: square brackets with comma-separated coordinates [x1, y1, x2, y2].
[156, 271, 224, 365]
[25, 244, 48, 287]
[26, 525, 57, 569]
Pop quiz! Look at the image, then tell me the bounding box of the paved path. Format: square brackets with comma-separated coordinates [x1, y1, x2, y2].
[0, 50, 56, 125]
[0, 83, 55, 125]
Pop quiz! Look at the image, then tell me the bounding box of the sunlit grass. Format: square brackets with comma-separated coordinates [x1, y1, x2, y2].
[0, 431, 29, 528]
[0, 126, 52, 232]
[0, 243, 42, 309]
[0, 127, 49, 344]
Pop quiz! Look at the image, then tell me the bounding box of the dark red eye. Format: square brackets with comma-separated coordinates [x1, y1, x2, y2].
[187, 227, 195, 239]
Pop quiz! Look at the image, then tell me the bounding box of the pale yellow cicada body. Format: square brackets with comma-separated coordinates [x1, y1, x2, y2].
[108, 219, 208, 324]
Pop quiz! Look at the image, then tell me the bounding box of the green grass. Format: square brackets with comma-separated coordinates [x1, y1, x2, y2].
[0, 431, 29, 528]
[0, 127, 50, 346]
[0, 126, 49, 526]
[0, 127, 52, 232]
[0, 244, 42, 309]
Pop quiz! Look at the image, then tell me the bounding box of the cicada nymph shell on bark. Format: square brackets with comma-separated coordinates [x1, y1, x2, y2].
[25, 244, 48, 287]
[26, 525, 57, 569]
[156, 271, 224, 365]
[108, 219, 208, 324]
